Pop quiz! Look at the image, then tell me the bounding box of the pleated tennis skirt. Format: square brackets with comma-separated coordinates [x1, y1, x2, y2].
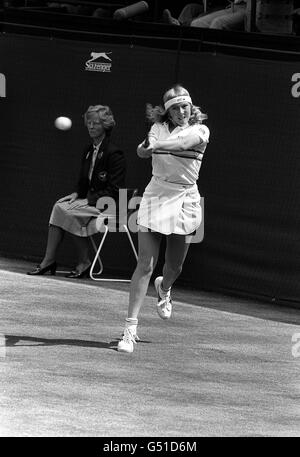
[49, 201, 102, 237]
[137, 176, 202, 235]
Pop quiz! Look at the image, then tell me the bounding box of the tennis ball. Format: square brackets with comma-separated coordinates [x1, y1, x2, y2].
[55, 116, 72, 131]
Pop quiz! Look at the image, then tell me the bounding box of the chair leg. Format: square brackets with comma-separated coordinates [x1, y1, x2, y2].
[89, 224, 138, 282]
[89, 225, 109, 280]
[90, 235, 104, 275]
[123, 224, 138, 261]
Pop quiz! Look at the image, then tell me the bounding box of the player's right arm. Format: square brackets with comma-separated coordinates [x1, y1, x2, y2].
[153, 125, 210, 153]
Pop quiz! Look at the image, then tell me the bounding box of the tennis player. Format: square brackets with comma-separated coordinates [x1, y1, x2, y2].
[118, 84, 209, 353]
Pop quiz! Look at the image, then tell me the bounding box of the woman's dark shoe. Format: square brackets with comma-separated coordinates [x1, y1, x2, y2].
[27, 261, 57, 276]
[65, 264, 91, 279]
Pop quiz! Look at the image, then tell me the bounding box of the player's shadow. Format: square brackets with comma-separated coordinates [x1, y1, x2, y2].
[5, 335, 116, 350]
[4, 335, 151, 351]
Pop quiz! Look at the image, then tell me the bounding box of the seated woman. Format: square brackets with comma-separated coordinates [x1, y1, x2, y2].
[27, 104, 126, 278]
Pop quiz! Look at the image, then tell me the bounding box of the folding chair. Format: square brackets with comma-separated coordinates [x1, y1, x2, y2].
[89, 188, 139, 282]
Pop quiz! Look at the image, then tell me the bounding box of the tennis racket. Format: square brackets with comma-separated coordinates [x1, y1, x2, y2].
[143, 135, 150, 148]
[142, 103, 154, 148]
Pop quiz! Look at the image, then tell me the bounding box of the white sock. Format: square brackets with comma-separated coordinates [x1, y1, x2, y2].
[125, 317, 138, 335]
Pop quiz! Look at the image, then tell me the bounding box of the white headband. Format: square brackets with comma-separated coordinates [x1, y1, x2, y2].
[164, 95, 192, 111]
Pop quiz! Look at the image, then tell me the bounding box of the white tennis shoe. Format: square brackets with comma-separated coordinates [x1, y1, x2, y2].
[154, 276, 172, 320]
[117, 328, 139, 353]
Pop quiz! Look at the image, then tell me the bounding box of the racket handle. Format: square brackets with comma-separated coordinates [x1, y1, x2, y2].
[143, 136, 150, 148]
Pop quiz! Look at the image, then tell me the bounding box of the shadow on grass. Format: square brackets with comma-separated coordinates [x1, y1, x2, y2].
[4, 335, 151, 351]
[5, 335, 116, 350]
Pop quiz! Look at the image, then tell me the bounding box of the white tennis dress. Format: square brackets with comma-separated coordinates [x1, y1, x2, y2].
[137, 121, 210, 235]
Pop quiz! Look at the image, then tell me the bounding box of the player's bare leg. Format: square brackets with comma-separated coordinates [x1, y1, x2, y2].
[118, 229, 161, 353]
[155, 234, 190, 319]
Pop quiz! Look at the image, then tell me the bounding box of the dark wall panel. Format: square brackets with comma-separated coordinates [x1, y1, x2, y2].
[176, 52, 300, 304]
[0, 33, 299, 305]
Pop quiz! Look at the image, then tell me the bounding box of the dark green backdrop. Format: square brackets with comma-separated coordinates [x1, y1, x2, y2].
[1, 32, 300, 306]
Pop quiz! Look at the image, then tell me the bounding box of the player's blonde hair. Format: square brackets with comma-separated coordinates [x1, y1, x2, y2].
[145, 84, 207, 125]
[84, 105, 116, 132]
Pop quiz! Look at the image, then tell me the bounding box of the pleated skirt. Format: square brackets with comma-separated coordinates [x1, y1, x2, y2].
[49, 201, 101, 237]
[137, 176, 202, 235]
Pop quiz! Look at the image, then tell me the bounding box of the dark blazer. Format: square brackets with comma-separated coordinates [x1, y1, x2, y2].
[75, 135, 126, 207]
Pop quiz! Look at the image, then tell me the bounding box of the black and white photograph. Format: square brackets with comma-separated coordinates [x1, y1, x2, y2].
[0, 0, 299, 442]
